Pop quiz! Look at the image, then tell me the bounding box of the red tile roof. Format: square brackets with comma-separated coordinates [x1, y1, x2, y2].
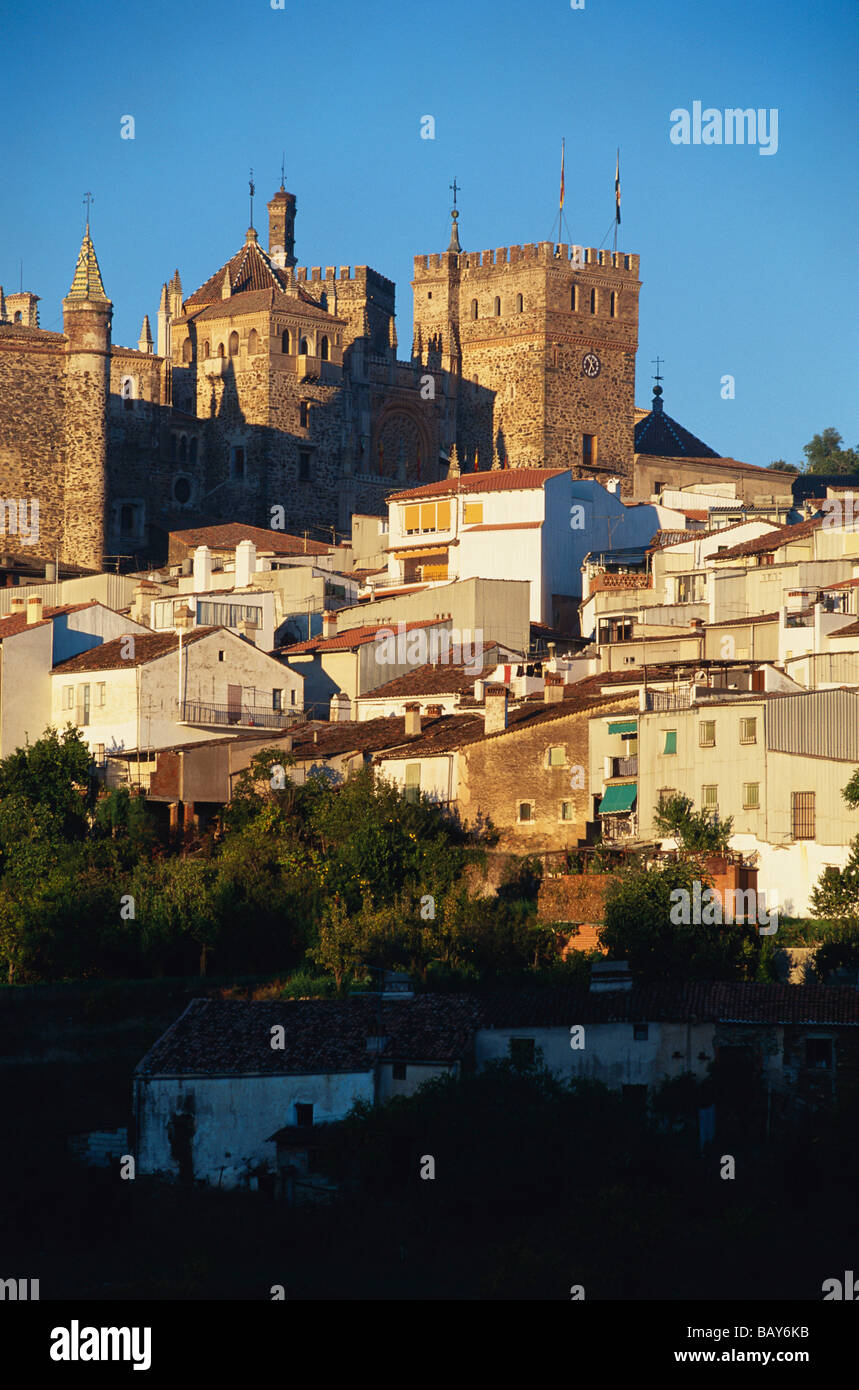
[387, 468, 566, 502]
[280, 617, 446, 655]
[53, 627, 215, 673]
[714, 517, 823, 560]
[170, 523, 330, 557]
[831, 619, 859, 637]
[711, 611, 779, 627]
[479, 983, 859, 1027]
[189, 288, 339, 324]
[356, 648, 501, 700]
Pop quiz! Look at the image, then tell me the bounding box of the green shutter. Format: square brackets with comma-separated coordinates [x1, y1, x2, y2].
[598, 782, 637, 814]
[664, 730, 677, 754]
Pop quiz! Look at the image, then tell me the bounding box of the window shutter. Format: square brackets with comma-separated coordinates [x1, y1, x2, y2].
[463, 502, 483, 525]
[436, 499, 451, 530]
[420, 503, 436, 531]
[403, 505, 419, 532]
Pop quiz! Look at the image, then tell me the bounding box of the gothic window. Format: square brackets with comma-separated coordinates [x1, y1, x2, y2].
[516, 293, 523, 313]
[182, 337, 193, 363]
[228, 331, 239, 357]
[217, 342, 225, 358]
[299, 337, 309, 355]
[320, 335, 329, 360]
[282, 329, 290, 354]
[248, 328, 259, 354]
[13, 311, 22, 323]
[590, 288, 597, 314]
[570, 285, 577, 311]
[610, 291, 617, 318]
[471, 299, 478, 320]
[203, 340, 210, 359]
[494, 297, 501, 316]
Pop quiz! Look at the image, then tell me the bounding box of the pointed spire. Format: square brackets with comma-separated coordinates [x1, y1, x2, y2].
[388, 315, 398, 352]
[447, 208, 462, 254]
[138, 315, 153, 353]
[158, 282, 169, 312]
[0, 285, 6, 323]
[171, 269, 182, 293]
[448, 443, 461, 477]
[221, 269, 232, 300]
[67, 225, 109, 302]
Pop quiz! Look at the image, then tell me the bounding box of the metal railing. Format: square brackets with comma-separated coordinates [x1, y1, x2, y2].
[177, 701, 305, 730]
[644, 688, 693, 711]
[609, 755, 638, 778]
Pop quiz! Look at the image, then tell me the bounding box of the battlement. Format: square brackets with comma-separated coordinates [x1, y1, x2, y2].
[414, 245, 639, 276]
[285, 263, 395, 290]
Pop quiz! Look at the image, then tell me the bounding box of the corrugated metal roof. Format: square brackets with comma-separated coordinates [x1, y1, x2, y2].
[765, 689, 859, 762]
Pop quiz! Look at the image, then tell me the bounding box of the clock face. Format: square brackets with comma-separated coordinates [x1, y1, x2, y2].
[582, 351, 601, 378]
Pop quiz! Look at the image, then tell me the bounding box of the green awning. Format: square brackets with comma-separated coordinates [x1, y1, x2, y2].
[598, 782, 637, 814]
[608, 720, 638, 736]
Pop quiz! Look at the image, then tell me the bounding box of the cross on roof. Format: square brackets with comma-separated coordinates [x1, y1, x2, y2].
[83, 191, 94, 227]
[449, 177, 460, 207]
[651, 355, 664, 383]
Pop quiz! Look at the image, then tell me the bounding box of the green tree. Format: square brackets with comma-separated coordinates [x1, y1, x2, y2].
[767, 459, 798, 473]
[653, 793, 734, 855]
[802, 428, 859, 477]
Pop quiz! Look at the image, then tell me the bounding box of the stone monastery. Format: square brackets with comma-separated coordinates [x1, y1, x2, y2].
[0, 176, 760, 573]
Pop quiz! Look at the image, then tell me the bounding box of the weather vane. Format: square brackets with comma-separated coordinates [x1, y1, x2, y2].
[249, 169, 255, 226]
[652, 355, 664, 384]
[280, 152, 286, 190]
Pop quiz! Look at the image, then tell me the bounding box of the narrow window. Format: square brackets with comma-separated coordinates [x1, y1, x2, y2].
[299, 451, 311, 481]
[516, 293, 523, 312]
[319, 291, 328, 311]
[589, 288, 597, 314]
[702, 785, 718, 812]
[560, 801, 574, 821]
[743, 783, 760, 810]
[228, 331, 239, 357]
[570, 284, 577, 311]
[518, 802, 532, 823]
[281, 329, 290, 354]
[182, 337, 193, 363]
[792, 792, 815, 840]
[248, 328, 259, 354]
[582, 433, 596, 468]
[231, 446, 245, 480]
[299, 336, 309, 355]
[404, 762, 421, 804]
[471, 299, 478, 320]
[663, 730, 677, 755]
[320, 335, 329, 360]
[217, 342, 225, 358]
[203, 340, 210, 359]
[610, 291, 617, 318]
[300, 401, 309, 428]
[179, 436, 187, 463]
[272, 689, 283, 712]
[494, 296, 501, 316]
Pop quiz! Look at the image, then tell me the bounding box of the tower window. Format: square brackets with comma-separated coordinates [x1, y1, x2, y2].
[517, 293, 523, 313]
[231, 446, 245, 480]
[320, 335, 329, 360]
[282, 329, 290, 354]
[299, 337, 309, 355]
[299, 402, 309, 428]
[217, 342, 225, 358]
[610, 291, 617, 318]
[299, 451, 311, 481]
[228, 331, 239, 357]
[319, 292, 328, 311]
[570, 284, 577, 311]
[471, 299, 478, 320]
[248, 328, 259, 354]
[582, 433, 596, 467]
[624, 255, 631, 269]
[203, 340, 210, 359]
[182, 337, 193, 363]
[494, 296, 501, 316]
[590, 288, 597, 314]
[13, 311, 22, 323]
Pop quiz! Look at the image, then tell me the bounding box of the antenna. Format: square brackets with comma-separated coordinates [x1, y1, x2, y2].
[280, 152, 286, 190]
[83, 191, 94, 229]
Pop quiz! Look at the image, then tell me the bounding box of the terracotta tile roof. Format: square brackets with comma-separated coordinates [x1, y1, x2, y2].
[186, 239, 294, 305]
[170, 522, 329, 557]
[0, 602, 97, 642]
[53, 627, 215, 673]
[135, 995, 479, 1076]
[356, 648, 501, 700]
[281, 617, 446, 655]
[711, 611, 779, 627]
[681, 510, 709, 521]
[462, 520, 544, 533]
[188, 288, 340, 324]
[0, 323, 66, 344]
[378, 691, 623, 759]
[714, 517, 823, 560]
[478, 983, 859, 1027]
[822, 577, 859, 590]
[831, 619, 859, 637]
[387, 468, 567, 502]
[288, 714, 447, 760]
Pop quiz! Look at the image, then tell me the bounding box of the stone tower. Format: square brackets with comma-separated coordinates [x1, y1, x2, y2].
[267, 181, 297, 269]
[62, 223, 112, 568]
[411, 212, 640, 478]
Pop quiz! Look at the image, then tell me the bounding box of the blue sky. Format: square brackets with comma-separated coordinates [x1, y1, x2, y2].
[2, 0, 856, 469]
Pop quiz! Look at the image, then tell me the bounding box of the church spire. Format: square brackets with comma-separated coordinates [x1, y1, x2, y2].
[447, 176, 462, 254]
[138, 315, 153, 353]
[67, 224, 109, 302]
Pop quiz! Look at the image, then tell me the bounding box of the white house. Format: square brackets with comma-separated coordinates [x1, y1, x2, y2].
[384, 471, 670, 626]
[51, 625, 304, 757]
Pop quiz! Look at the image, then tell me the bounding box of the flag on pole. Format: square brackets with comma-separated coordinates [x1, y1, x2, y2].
[615, 149, 621, 225]
[560, 139, 565, 212]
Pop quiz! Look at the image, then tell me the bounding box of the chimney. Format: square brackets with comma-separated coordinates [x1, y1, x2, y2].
[544, 673, 565, 704]
[322, 610, 338, 638]
[329, 693, 350, 723]
[483, 683, 508, 734]
[26, 595, 43, 625]
[404, 702, 422, 737]
[192, 545, 212, 592]
[235, 539, 257, 589]
[473, 678, 485, 702]
[426, 704, 444, 719]
[10, 596, 25, 616]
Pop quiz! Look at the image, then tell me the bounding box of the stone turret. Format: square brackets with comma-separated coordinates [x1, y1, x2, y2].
[138, 314, 153, 354]
[62, 223, 112, 569]
[267, 180, 297, 268]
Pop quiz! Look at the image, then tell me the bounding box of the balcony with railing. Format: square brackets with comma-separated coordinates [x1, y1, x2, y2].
[589, 571, 652, 594]
[643, 687, 693, 711]
[608, 755, 638, 778]
[176, 700, 305, 731]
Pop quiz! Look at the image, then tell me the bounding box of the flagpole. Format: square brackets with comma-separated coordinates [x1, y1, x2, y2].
[558, 138, 565, 244]
[613, 147, 620, 255]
